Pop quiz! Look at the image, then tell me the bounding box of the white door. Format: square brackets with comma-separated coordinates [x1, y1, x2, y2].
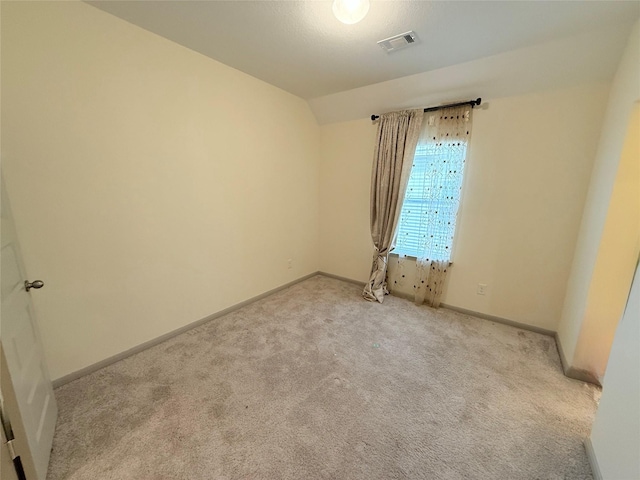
[1, 426, 20, 480]
[1, 177, 58, 480]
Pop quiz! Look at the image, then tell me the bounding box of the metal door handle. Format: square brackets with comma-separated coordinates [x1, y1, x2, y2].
[25, 280, 44, 292]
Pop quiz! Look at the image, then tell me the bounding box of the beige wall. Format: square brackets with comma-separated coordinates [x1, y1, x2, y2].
[320, 83, 609, 331]
[1, 2, 320, 381]
[572, 104, 639, 381]
[319, 119, 377, 281]
[2, 1, 634, 385]
[589, 260, 640, 480]
[557, 21, 640, 380]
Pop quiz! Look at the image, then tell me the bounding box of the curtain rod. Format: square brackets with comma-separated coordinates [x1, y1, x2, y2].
[370, 97, 482, 122]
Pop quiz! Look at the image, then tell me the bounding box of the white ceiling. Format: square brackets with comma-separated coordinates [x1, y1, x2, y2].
[88, 1, 639, 100]
[309, 24, 632, 124]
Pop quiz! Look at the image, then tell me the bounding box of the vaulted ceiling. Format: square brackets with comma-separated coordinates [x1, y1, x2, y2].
[88, 1, 639, 123]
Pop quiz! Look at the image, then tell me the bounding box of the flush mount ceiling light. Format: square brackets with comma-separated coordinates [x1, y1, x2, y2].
[332, 0, 370, 24]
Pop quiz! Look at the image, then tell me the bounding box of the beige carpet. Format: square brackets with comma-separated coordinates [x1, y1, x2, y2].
[48, 275, 599, 479]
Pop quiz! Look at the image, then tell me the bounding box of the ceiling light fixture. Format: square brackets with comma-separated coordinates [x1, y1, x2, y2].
[332, 0, 370, 24]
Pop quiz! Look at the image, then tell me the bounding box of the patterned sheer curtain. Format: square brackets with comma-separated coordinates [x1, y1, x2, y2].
[390, 105, 473, 307]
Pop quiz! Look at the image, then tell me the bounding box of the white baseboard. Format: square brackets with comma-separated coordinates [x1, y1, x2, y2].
[52, 271, 321, 388]
[53, 271, 600, 390]
[584, 438, 603, 480]
[555, 332, 571, 373]
[387, 283, 556, 337]
[322, 271, 558, 337]
[318, 271, 366, 287]
[440, 303, 556, 337]
[316, 273, 607, 387]
[555, 333, 601, 387]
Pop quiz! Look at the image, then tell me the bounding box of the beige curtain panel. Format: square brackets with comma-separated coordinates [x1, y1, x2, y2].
[363, 109, 423, 303]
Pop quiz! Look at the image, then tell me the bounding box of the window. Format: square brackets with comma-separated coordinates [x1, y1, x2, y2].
[393, 112, 471, 261]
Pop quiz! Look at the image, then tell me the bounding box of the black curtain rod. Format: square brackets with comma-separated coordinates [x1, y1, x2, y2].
[370, 97, 482, 122]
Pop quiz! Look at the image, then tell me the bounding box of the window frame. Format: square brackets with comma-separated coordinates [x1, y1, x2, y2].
[392, 136, 472, 263]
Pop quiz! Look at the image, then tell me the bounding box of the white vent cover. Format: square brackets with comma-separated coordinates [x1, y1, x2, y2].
[377, 31, 418, 53]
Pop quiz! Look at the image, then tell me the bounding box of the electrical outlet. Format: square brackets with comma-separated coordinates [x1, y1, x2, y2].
[287, 259, 293, 270]
[477, 283, 487, 295]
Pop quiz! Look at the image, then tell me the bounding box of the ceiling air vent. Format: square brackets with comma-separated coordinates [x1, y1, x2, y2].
[377, 31, 418, 53]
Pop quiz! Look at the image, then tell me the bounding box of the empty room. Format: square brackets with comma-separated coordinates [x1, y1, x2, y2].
[1, 1, 639, 479]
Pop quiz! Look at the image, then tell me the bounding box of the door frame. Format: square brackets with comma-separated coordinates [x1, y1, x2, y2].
[1, 343, 38, 480]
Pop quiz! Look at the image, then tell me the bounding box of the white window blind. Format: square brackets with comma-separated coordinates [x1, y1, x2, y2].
[393, 140, 468, 261]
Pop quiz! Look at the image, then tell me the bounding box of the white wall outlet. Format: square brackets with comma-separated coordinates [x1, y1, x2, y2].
[287, 259, 293, 269]
[477, 283, 487, 295]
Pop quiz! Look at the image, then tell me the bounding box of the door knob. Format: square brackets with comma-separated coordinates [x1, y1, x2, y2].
[25, 280, 44, 292]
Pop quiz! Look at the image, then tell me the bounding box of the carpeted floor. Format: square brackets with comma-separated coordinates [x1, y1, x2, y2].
[48, 275, 599, 480]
